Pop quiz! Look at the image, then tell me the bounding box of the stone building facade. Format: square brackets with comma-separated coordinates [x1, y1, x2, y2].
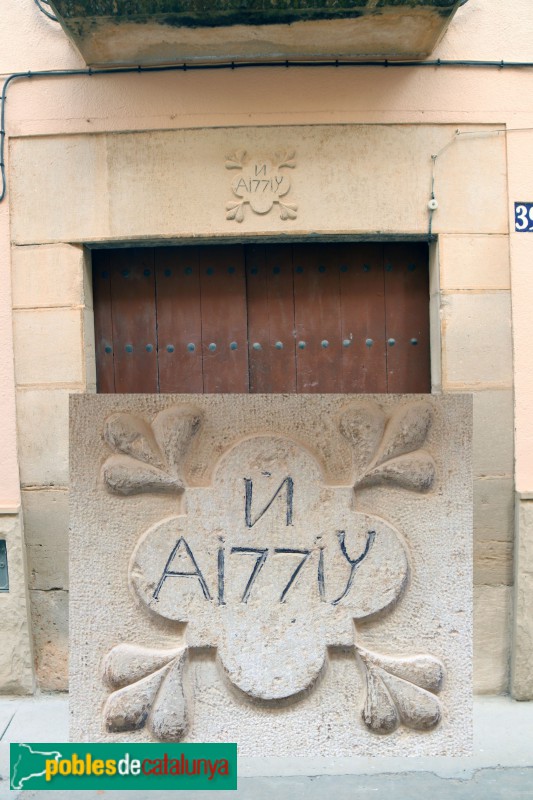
[0, 0, 531, 712]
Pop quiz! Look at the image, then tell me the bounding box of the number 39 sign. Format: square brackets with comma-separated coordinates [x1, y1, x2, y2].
[515, 202, 533, 232]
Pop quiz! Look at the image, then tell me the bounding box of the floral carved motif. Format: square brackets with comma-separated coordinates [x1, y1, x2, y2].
[225, 149, 297, 222]
[358, 649, 444, 734]
[101, 406, 201, 495]
[103, 644, 190, 740]
[100, 401, 445, 741]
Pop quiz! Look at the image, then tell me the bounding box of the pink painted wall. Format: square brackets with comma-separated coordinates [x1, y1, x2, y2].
[0, 194, 19, 507]
[1, 0, 533, 495]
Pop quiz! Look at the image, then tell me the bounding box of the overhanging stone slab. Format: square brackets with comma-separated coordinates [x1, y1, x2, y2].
[48, 1, 467, 66]
[70, 394, 473, 754]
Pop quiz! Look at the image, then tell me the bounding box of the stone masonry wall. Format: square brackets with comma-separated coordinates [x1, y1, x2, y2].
[436, 234, 514, 694]
[13, 233, 514, 695]
[9, 124, 514, 694]
[12, 243, 95, 690]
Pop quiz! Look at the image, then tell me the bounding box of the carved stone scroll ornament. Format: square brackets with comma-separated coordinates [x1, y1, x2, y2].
[100, 401, 444, 740]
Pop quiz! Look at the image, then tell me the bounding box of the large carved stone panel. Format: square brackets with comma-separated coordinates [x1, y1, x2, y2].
[70, 394, 472, 755]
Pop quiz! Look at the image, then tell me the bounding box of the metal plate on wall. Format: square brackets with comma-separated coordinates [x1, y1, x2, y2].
[0, 540, 9, 592]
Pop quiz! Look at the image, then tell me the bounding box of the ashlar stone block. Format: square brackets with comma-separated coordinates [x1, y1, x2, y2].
[511, 496, 533, 700]
[474, 585, 511, 695]
[11, 244, 88, 310]
[474, 477, 514, 543]
[13, 308, 85, 386]
[16, 389, 70, 487]
[22, 488, 69, 591]
[439, 235, 510, 292]
[472, 390, 514, 478]
[0, 512, 34, 694]
[70, 394, 472, 755]
[441, 293, 512, 389]
[30, 588, 69, 692]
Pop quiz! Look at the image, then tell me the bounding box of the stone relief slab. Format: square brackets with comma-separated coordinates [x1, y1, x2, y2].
[225, 150, 297, 222]
[70, 394, 473, 755]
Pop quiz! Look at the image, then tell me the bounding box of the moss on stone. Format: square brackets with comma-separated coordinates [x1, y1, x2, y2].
[50, 0, 458, 23]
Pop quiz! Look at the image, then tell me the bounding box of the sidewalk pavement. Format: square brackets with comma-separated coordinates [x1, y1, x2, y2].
[0, 694, 532, 799]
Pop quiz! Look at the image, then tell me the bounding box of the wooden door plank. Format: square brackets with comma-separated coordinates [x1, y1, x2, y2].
[338, 243, 387, 393]
[293, 244, 342, 393]
[199, 246, 249, 393]
[93, 242, 430, 397]
[108, 248, 158, 393]
[384, 243, 431, 393]
[246, 244, 296, 393]
[92, 249, 115, 393]
[155, 247, 203, 393]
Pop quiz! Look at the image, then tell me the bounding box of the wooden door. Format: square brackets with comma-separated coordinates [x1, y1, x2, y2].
[93, 242, 430, 394]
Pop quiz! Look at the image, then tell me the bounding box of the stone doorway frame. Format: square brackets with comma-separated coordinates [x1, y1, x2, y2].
[6, 123, 515, 696]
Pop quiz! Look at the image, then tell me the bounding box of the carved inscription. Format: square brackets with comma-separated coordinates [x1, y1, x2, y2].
[129, 435, 412, 707]
[154, 538, 212, 602]
[151, 487, 375, 607]
[332, 530, 375, 605]
[244, 476, 293, 527]
[225, 150, 297, 222]
[91, 400, 459, 744]
[140, 515, 392, 615]
[232, 167, 289, 198]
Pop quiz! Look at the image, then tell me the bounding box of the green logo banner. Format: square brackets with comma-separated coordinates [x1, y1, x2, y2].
[10, 743, 237, 791]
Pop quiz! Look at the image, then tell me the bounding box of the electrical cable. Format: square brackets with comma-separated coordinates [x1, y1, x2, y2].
[2, 58, 533, 203]
[427, 126, 533, 238]
[33, 0, 58, 22]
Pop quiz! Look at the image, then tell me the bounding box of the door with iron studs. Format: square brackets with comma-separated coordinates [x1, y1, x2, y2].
[92, 242, 430, 394]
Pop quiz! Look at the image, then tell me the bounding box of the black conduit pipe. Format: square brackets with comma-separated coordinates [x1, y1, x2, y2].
[2, 58, 533, 203]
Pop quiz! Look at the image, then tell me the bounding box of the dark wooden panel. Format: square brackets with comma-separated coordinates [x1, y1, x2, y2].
[246, 244, 296, 393]
[338, 243, 387, 393]
[384, 243, 431, 393]
[293, 244, 343, 393]
[155, 247, 203, 393]
[108, 248, 158, 393]
[199, 246, 249, 393]
[93, 242, 430, 396]
[92, 250, 115, 393]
